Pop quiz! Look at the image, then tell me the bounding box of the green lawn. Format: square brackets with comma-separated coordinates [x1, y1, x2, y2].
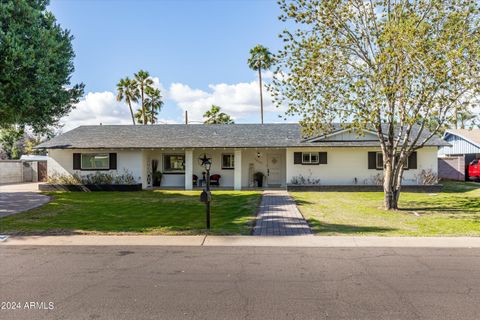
[0, 190, 261, 235]
[291, 182, 480, 236]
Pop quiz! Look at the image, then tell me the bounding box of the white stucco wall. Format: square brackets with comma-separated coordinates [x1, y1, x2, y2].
[47, 149, 145, 186]
[286, 147, 438, 185]
[240, 149, 286, 187]
[144, 148, 287, 188]
[143, 149, 237, 187]
[144, 150, 185, 187]
[193, 150, 235, 187]
[47, 146, 439, 189]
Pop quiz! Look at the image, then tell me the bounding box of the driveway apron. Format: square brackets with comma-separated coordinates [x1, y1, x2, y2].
[0, 183, 50, 218]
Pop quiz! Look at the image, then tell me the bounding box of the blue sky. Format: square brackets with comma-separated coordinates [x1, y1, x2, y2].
[48, 0, 293, 129]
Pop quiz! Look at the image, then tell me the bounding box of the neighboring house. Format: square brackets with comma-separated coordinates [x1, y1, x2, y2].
[438, 129, 480, 181]
[36, 124, 448, 190]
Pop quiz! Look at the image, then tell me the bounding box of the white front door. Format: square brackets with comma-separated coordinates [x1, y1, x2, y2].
[267, 153, 282, 186]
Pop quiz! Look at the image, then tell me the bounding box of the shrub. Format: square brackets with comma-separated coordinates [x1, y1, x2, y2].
[371, 173, 384, 186]
[417, 169, 438, 185]
[290, 175, 321, 185]
[48, 173, 82, 185]
[47, 170, 138, 185]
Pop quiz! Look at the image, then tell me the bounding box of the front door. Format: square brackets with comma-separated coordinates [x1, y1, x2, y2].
[267, 153, 282, 187]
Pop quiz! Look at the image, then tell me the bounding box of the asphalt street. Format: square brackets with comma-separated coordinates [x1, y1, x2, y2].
[1, 246, 480, 320]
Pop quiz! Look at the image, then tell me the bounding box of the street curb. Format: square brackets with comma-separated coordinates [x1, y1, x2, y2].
[2, 235, 480, 248]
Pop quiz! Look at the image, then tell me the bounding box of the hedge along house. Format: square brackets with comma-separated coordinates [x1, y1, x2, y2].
[36, 124, 448, 190]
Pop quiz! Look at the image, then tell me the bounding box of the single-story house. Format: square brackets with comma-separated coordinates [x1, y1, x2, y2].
[438, 129, 480, 180]
[36, 124, 448, 190]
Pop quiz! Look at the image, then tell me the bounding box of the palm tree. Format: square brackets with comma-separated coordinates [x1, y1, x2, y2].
[454, 108, 479, 129]
[459, 110, 478, 129]
[145, 87, 164, 124]
[203, 105, 234, 124]
[134, 70, 154, 125]
[116, 77, 139, 125]
[247, 44, 274, 124]
[134, 109, 154, 124]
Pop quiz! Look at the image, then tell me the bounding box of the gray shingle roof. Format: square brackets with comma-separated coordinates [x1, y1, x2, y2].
[36, 123, 449, 149]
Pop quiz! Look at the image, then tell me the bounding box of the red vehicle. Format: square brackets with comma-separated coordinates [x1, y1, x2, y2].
[468, 159, 480, 181]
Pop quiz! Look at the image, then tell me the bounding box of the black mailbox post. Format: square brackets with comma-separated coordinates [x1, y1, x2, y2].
[199, 154, 212, 229]
[200, 190, 211, 203]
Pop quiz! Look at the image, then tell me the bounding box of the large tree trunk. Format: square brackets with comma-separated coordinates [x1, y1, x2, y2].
[383, 181, 400, 210]
[258, 66, 264, 124]
[141, 87, 146, 125]
[383, 154, 407, 210]
[128, 102, 136, 125]
[383, 160, 399, 210]
[151, 100, 155, 124]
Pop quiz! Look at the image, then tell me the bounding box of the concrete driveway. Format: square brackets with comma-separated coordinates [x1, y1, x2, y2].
[0, 183, 50, 217]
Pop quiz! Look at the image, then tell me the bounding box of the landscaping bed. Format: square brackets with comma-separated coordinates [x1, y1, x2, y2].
[39, 184, 143, 192]
[43, 171, 142, 191]
[287, 184, 443, 193]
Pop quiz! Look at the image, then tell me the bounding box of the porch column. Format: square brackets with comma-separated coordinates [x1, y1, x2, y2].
[234, 149, 242, 190]
[185, 149, 193, 190]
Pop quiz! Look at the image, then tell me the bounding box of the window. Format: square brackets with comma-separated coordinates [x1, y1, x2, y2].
[81, 153, 110, 170]
[376, 152, 383, 169]
[164, 154, 185, 172]
[222, 154, 234, 169]
[376, 152, 409, 169]
[302, 152, 320, 164]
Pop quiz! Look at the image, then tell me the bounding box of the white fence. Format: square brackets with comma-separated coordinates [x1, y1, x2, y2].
[0, 160, 38, 184]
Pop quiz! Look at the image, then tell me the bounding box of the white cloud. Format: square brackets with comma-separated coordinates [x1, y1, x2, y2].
[150, 77, 168, 97]
[60, 92, 134, 132]
[169, 78, 280, 122]
[60, 74, 284, 131]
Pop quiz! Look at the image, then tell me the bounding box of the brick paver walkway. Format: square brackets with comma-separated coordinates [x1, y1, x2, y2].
[253, 190, 311, 236]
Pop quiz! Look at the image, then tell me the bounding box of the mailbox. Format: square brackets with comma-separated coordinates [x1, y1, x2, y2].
[200, 190, 211, 203]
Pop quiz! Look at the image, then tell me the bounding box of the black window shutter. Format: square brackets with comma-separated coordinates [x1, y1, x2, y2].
[319, 152, 327, 164]
[109, 153, 117, 170]
[408, 152, 417, 169]
[293, 152, 302, 164]
[368, 152, 376, 169]
[73, 153, 81, 170]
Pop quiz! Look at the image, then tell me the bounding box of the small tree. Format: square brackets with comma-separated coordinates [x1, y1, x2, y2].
[23, 133, 48, 156]
[116, 77, 139, 125]
[145, 87, 164, 124]
[134, 109, 156, 125]
[134, 70, 154, 125]
[203, 105, 234, 124]
[248, 45, 274, 124]
[272, 0, 480, 210]
[0, 126, 24, 159]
